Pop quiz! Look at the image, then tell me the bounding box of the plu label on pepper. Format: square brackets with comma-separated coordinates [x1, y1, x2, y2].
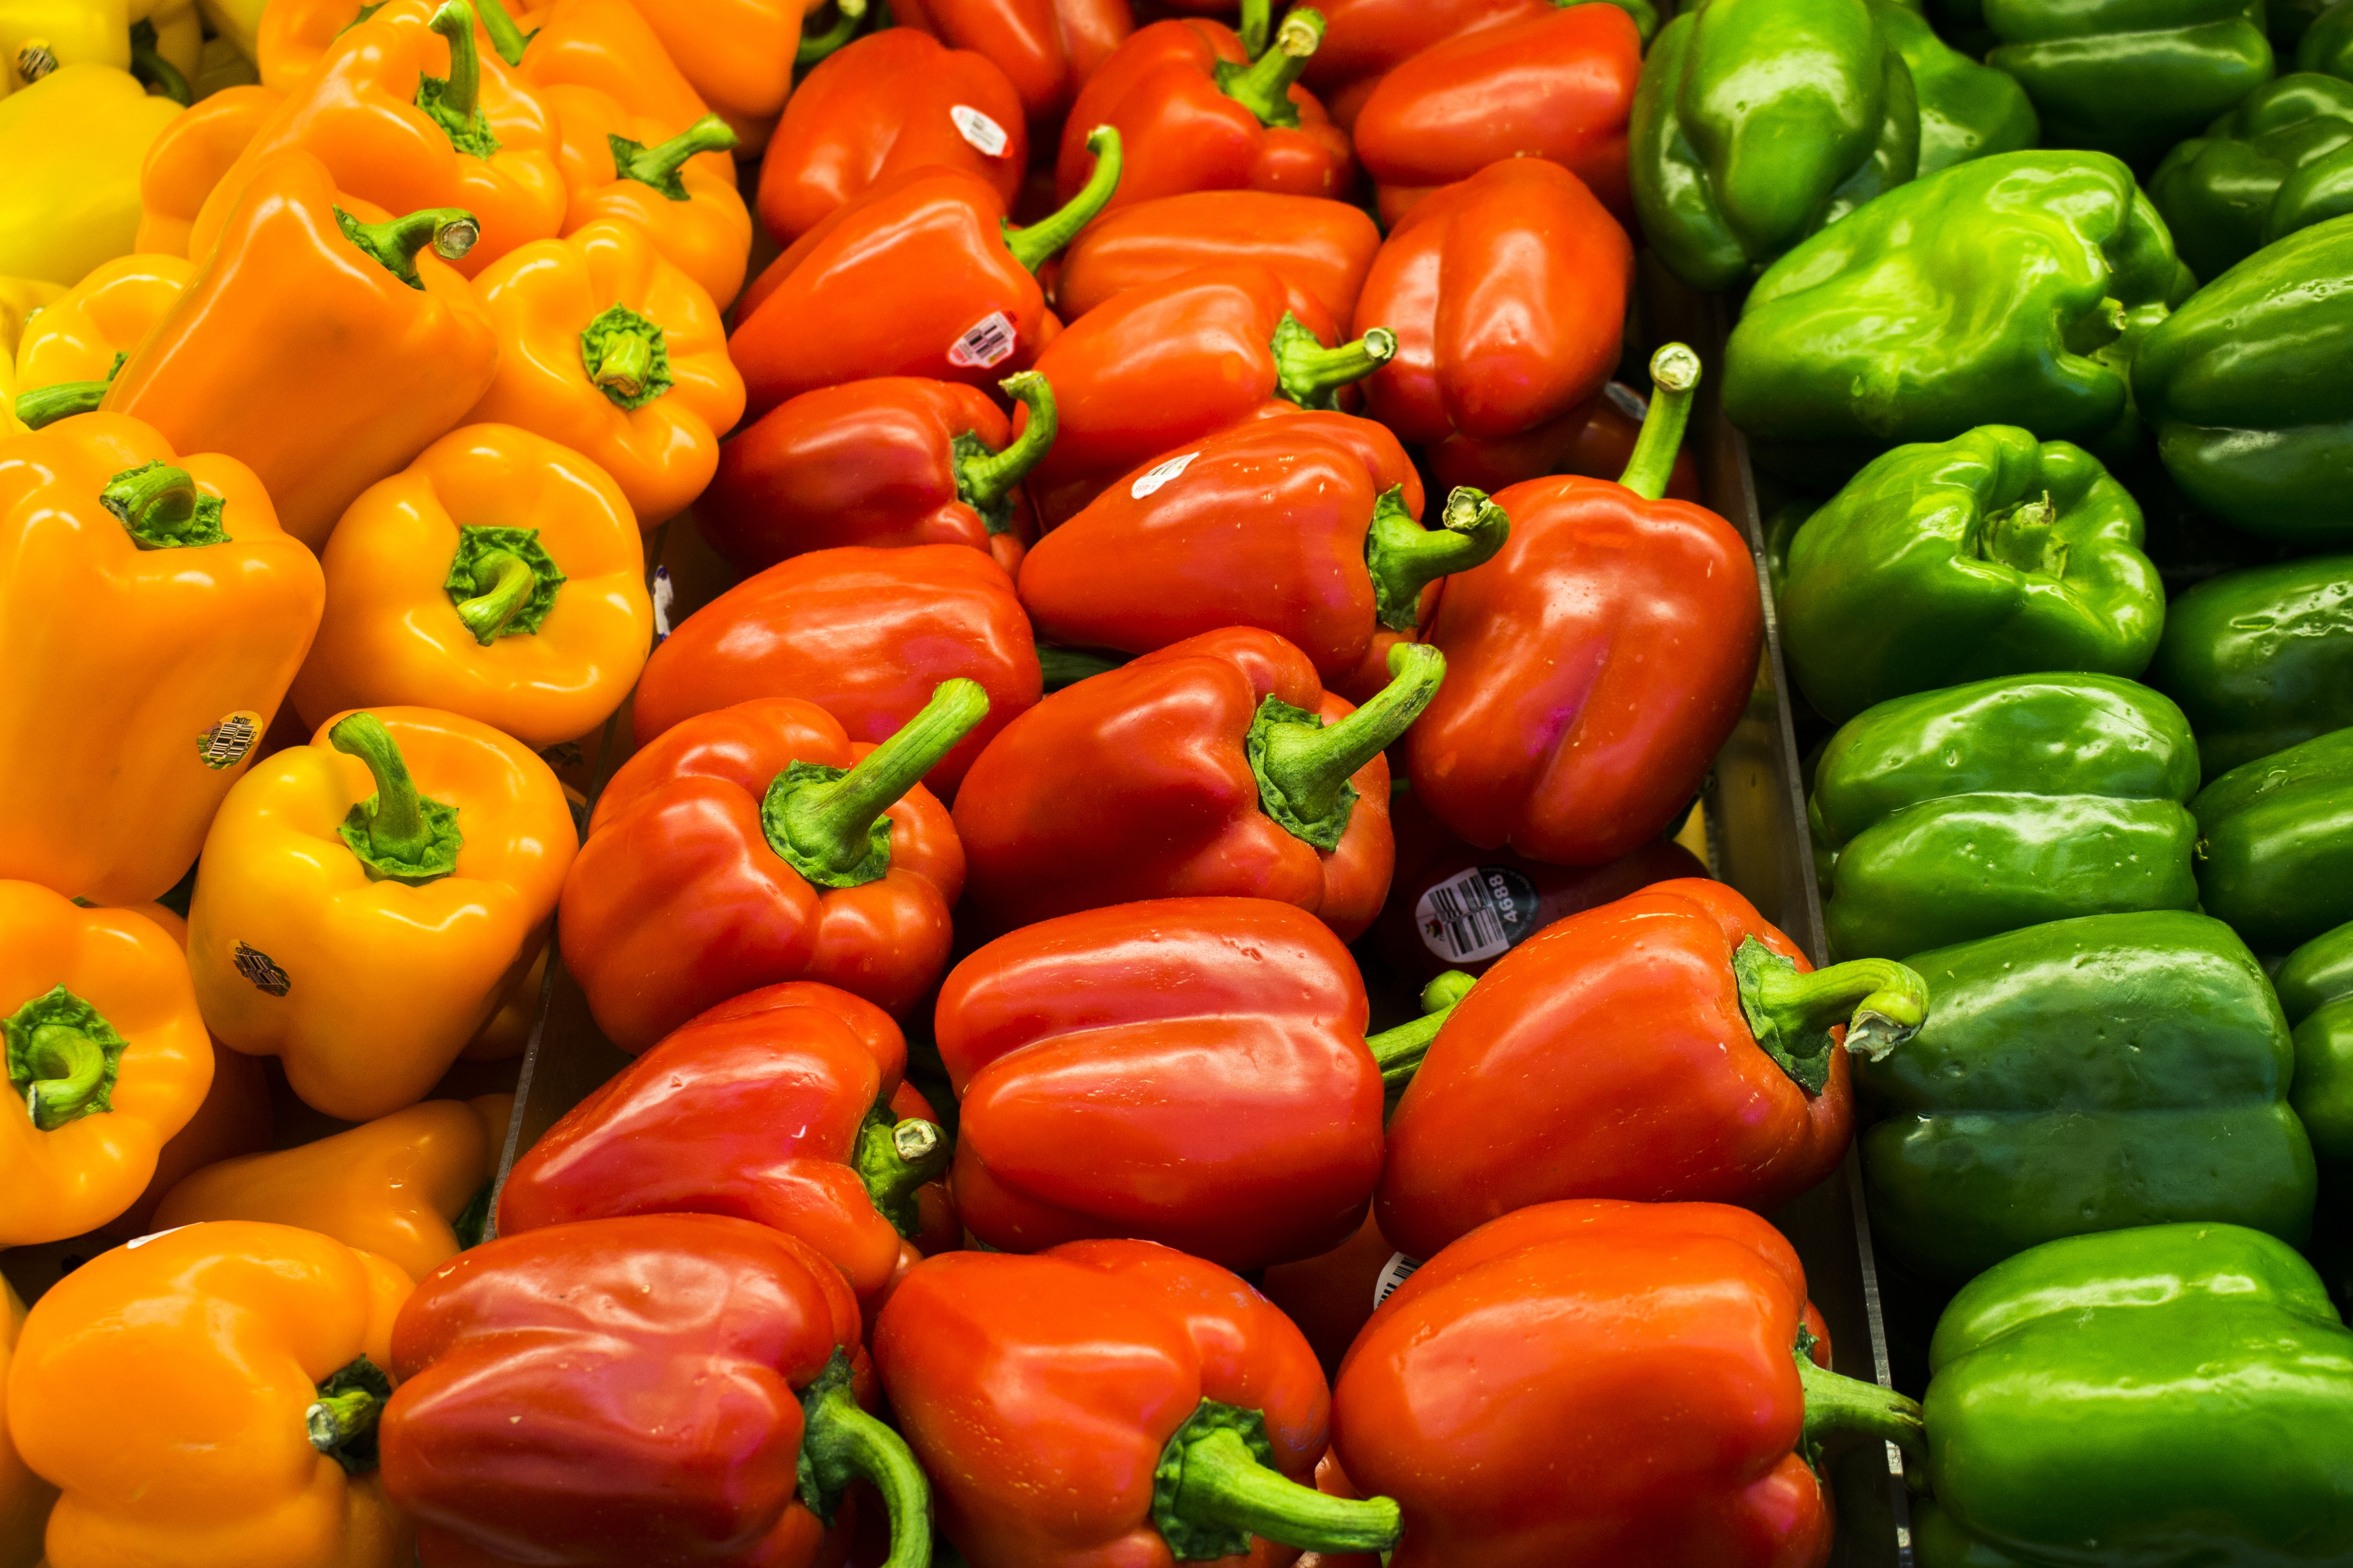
[1373, 1252, 1422, 1310]
[196, 710, 262, 770]
[232, 942, 290, 997]
[1416, 865, 1541, 963]
[948, 311, 1017, 370]
[1131, 451, 1200, 499]
[950, 104, 1010, 158]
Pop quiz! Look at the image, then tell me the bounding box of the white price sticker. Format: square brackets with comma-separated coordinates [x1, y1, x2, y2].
[950, 103, 1010, 158]
[1373, 1251, 1422, 1310]
[948, 310, 1018, 370]
[1130, 451, 1200, 499]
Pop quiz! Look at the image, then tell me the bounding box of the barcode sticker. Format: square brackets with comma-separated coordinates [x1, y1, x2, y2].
[948, 311, 1017, 369]
[1604, 382, 1648, 421]
[233, 941, 291, 997]
[1130, 451, 1200, 499]
[196, 710, 261, 770]
[1415, 864, 1541, 963]
[1373, 1251, 1422, 1310]
[950, 103, 1010, 158]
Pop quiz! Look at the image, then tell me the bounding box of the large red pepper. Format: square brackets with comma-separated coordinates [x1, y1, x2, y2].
[1378, 878, 1929, 1259]
[1423, 378, 1705, 499]
[381, 1213, 934, 1568]
[558, 686, 980, 1051]
[1018, 411, 1505, 685]
[1402, 345, 1762, 865]
[631, 544, 1041, 799]
[755, 30, 1028, 248]
[891, 0, 1134, 130]
[1021, 261, 1393, 526]
[1352, 158, 1632, 458]
[1054, 189, 1382, 334]
[1331, 1200, 1924, 1568]
[699, 372, 1055, 580]
[874, 1239, 1403, 1568]
[729, 129, 1122, 423]
[954, 628, 1439, 939]
[1352, 2, 1642, 225]
[1302, 0, 1556, 129]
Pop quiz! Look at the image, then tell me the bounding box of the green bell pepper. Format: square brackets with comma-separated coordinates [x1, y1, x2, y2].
[2279, 0, 2340, 49]
[2281, 921, 2353, 1161]
[1871, 0, 2039, 174]
[2192, 724, 2353, 955]
[2134, 215, 2353, 549]
[1979, 0, 2276, 168]
[1780, 427, 2164, 724]
[1916, 1223, 2353, 1568]
[2300, 0, 2353, 75]
[2146, 553, 2353, 780]
[1812, 672, 2202, 959]
[1630, 0, 1919, 294]
[1723, 151, 2194, 485]
[2148, 73, 2353, 283]
[1856, 909, 2314, 1283]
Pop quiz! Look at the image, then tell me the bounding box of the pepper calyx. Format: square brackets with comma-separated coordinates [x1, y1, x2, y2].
[762, 680, 990, 889]
[952, 370, 1057, 533]
[853, 1103, 951, 1238]
[798, 1347, 934, 1568]
[101, 460, 228, 550]
[308, 1356, 394, 1475]
[1250, 642, 1443, 851]
[1154, 1398, 1401, 1559]
[1364, 484, 1510, 630]
[331, 713, 465, 886]
[419, 1, 502, 158]
[578, 303, 675, 410]
[1733, 936, 1929, 1096]
[5, 985, 128, 1132]
[444, 524, 565, 642]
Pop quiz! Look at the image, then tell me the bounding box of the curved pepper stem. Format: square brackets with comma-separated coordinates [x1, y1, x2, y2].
[1251, 642, 1444, 851]
[855, 1107, 952, 1238]
[1155, 1400, 1401, 1558]
[1272, 313, 1395, 410]
[1367, 969, 1477, 1091]
[763, 680, 990, 889]
[797, 1, 862, 66]
[16, 348, 124, 430]
[611, 114, 739, 200]
[101, 461, 228, 550]
[954, 371, 1057, 533]
[1733, 937, 1928, 1097]
[579, 304, 675, 409]
[444, 524, 564, 643]
[335, 206, 480, 290]
[1215, 7, 1322, 129]
[128, 18, 192, 103]
[1004, 126, 1123, 274]
[5, 985, 128, 1132]
[472, 0, 537, 66]
[799, 1349, 933, 1568]
[420, 2, 501, 157]
[307, 1357, 393, 1476]
[1364, 485, 1509, 630]
[1619, 343, 1700, 502]
[1977, 489, 2065, 576]
[330, 713, 465, 886]
[457, 551, 535, 640]
[1797, 1344, 1926, 1479]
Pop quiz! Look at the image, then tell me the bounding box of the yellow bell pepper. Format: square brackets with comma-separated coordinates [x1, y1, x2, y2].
[1, 1277, 59, 1568]
[12, 253, 190, 426]
[0, 274, 62, 438]
[6, 1221, 415, 1568]
[0, 0, 200, 99]
[0, 882, 214, 1248]
[0, 64, 180, 285]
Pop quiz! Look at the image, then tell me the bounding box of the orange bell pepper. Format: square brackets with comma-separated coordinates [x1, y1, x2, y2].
[6, 1221, 415, 1568]
[544, 82, 750, 309]
[493, 0, 711, 126]
[464, 218, 744, 526]
[290, 422, 655, 751]
[12, 254, 193, 429]
[105, 149, 500, 549]
[0, 883, 213, 1247]
[618, 0, 800, 152]
[255, 0, 366, 90]
[1, 1277, 58, 1568]
[0, 413, 323, 907]
[186, 707, 575, 1122]
[193, 0, 566, 276]
[134, 82, 285, 256]
[154, 1095, 512, 1282]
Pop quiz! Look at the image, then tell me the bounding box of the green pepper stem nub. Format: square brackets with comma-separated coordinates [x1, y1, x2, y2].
[6, 986, 128, 1132]
[335, 206, 480, 290]
[1619, 343, 1700, 502]
[763, 680, 991, 889]
[1799, 1352, 1926, 1477]
[1273, 314, 1395, 409]
[128, 18, 192, 104]
[797, 2, 860, 65]
[16, 379, 109, 430]
[855, 1110, 952, 1238]
[1366, 969, 1477, 1088]
[427, 1, 483, 117]
[611, 114, 739, 200]
[100, 461, 228, 550]
[307, 1357, 394, 1476]
[1733, 936, 1928, 1096]
[455, 549, 537, 643]
[956, 371, 1058, 518]
[472, 0, 536, 66]
[1216, 8, 1323, 129]
[1364, 485, 1510, 630]
[1254, 642, 1444, 848]
[1156, 1403, 1401, 1557]
[1004, 126, 1123, 274]
[330, 713, 465, 886]
[799, 1350, 933, 1568]
[1238, 0, 1270, 54]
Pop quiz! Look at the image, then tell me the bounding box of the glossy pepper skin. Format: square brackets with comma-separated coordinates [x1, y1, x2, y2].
[2135, 214, 2353, 548]
[135, 83, 285, 256]
[1868, 0, 2036, 175]
[498, 982, 951, 1313]
[542, 85, 751, 309]
[1353, 3, 1642, 225]
[1402, 349, 1763, 867]
[876, 1239, 1404, 1568]
[1302, 0, 1649, 129]
[955, 629, 1440, 940]
[1055, 191, 1379, 330]
[701, 373, 1055, 579]
[2280, 920, 2353, 1161]
[1914, 1224, 2353, 1567]
[633, 545, 1041, 799]
[616, 0, 800, 150]
[1781, 427, 2165, 724]
[1813, 674, 2202, 960]
[0, 1279, 56, 1568]
[891, 0, 1132, 129]
[1724, 151, 2192, 485]
[8, 1220, 417, 1568]
[1979, 0, 2274, 167]
[382, 1214, 933, 1568]
[2148, 73, 2353, 282]
[105, 150, 500, 549]
[2147, 553, 2353, 781]
[188, 708, 575, 1121]
[561, 689, 980, 1051]
[1332, 1200, 1924, 1568]
[0, 414, 323, 906]
[290, 423, 653, 753]
[0, 884, 212, 1247]
[479, 0, 711, 129]
[1352, 158, 1633, 455]
[0, 64, 180, 286]
[11, 255, 192, 429]
[1419, 378, 1706, 498]
[2192, 724, 2353, 956]
[0, 280, 60, 439]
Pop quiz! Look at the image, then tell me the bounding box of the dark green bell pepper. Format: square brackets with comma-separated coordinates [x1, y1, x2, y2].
[1812, 672, 2201, 959]
[2192, 724, 2353, 955]
[1780, 427, 2165, 724]
[1856, 909, 2314, 1283]
[2134, 214, 2353, 548]
[1872, 0, 2039, 173]
[2279, 0, 2339, 49]
[2146, 552, 2353, 780]
[1980, 0, 2276, 168]
[1916, 1223, 2353, 1568]
[2148, 74, 2353, 282]
[1724, 151, 2194, 485]
[1630, 0, 1919, 293]
[2281, 920, 2353, 1161]
[2301, 0, 2353, 75]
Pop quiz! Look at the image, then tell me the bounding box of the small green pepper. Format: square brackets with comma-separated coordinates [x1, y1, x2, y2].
[2145, 552, 2353, 781]
[2192, 724, 2353, 956]
[2280, 920, 2353, 1161]
[1979, 0, 2276, 168]
[1870, 0, 2038, 173]
[2149, 73, 2353, 282]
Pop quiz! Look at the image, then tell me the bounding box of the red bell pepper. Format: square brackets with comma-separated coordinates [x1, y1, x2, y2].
[381, 1213, 933, 1568]
[1021, 261, 1393, 526]
[874, 1238, 1403, 1567]
[496, 981, 951, 1313]
[1054, 0, 1352, 213]
[1402, 345, 1762, 865]
[755, 29, 1028, 247]
[558, 686, 981, 1051]
[1018, 411, 1505, 684]
[730, 128, 1122, 422]
[1302, 0, 1557, 129]
[1054, 189, 1382, 332]
[700, 372, 1056, 579]
[954, 628, 1440, 939]
[1423, 379, 1705, 499]
[1353, 157, 1633, 455]
[1352, 2, 1643, 226]
[632, 544, 1042, 799]
[891, 0, 1134, 130]
[1330, 1200, 1924, 1568]
[1378, 878, 1929, 1259]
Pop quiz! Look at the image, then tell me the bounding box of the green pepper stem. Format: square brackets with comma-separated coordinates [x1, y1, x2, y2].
[306, 1388, 381, 1452]
[128, 18, 192, 104]
[1367, 970, 1477, 1088]
[456, 548, 537, 643]
[1274, 320, 1395, 409]
[21, 1023, 107, 1130]
[614, 114, 739, 197]
[958, 371, 1057, 512]
[1239, 0, 1270, 54]
[797, 2, 860, 65]
[855, 1113, 951, 1238]
[1799, 1354, 1926, 1476]
[587, 327, 654, 402]
[15, 379, 109, 430]
[1744, 953, 1928, 1065]
[1171, 1428, 1400, 1554]
[330, 712, 463, 886]
[1619, 343, 1700, 502]
[1005, 126, 1123, 274]
[1364, 486, 1509, 631]
[1218, 8, 1322, 128]
[100, 461, 212, 549]
[472, 0, 534, 65]
[766, 680, 990, 888]
[336, 206, 480, 287]
[427, 2, 483, 118]
[1257, 642, 1443, 828]
[801, 1355, 932, 1568]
